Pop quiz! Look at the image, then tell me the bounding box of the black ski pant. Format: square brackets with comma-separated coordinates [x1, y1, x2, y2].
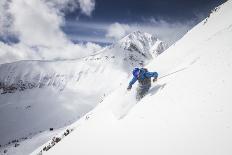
[136, 84, 151, 101]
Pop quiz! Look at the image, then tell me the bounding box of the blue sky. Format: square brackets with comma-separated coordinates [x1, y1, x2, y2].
[0, 0, 227, 64]
[0, 0, 225, 46]
[62, 0, 225, 45]
[67, 0, 223, 22]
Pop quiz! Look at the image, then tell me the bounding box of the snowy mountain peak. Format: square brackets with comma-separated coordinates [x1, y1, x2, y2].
[109, 31, 167, 68]
[118, 31, 158, 50]
[120, 31, 167, 57]
[123, 30, 156, 41]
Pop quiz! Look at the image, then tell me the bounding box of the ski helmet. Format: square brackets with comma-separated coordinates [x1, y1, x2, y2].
[132, 68, 140, 77]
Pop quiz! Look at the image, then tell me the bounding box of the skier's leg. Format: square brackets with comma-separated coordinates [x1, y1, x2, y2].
[136, 85, 150, 101]
[136, 87, 142, 101]
[140, 85, 151, 99]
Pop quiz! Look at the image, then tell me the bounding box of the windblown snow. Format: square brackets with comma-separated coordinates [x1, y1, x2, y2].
[0, 32, 166, 154]
[29, 1, 232, 155]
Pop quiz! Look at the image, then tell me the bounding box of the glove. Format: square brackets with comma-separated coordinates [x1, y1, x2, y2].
[153, 77, 157, 82]
[127, 85, 132, 91]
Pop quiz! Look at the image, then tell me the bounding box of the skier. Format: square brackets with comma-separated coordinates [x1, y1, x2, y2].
[127, 68, 158, 101]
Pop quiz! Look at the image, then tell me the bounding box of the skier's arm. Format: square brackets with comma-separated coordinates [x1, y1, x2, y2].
[127, 76, 137, 90]
[145, 72, 158, 78]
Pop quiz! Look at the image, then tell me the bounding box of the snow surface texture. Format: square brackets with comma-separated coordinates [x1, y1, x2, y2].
[0, 32, 166, 154]
[33, 1, 232, 155]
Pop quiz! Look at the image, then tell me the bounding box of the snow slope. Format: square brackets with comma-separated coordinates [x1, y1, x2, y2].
[0, 32, 166, 154]
[39, 1, 232, 155]
[0, 31, 164, 94]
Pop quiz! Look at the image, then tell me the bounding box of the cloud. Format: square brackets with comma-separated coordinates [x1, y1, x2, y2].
[78, 0, 95, 16]
[65, 19, 196, 46]
[0, 0, 14, 37]
[0, 42, 37, 63]
[143, 18, 195, 45]
[44, 0, 95, 16]
[0, 41, 103, 64]
[84, 42, 102, 53]
[106, 23, 130, 40]
[8, 0, 69, 47]
[0, 0, 98, 64]
[1, 0, 96, 47]
[0, 0, 196, 64]
[104, 19, 195, 45]
[63, 20, 112, 44]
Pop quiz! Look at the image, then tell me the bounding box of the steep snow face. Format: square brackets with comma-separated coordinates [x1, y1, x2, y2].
[150, 40, 168, 57]
[40, 1, 232, 155]
[0, 31, 166, 153]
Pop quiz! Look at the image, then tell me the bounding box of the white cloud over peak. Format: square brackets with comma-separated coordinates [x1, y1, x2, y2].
[106, 23, 130, 40]
[62, 19, 195, 46]
[105, 19, 194, 45]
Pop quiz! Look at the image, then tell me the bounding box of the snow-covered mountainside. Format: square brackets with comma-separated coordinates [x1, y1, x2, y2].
[0, 31, 165, 94]
[32, 1, 232, 155]
[0, 32, 166, 154]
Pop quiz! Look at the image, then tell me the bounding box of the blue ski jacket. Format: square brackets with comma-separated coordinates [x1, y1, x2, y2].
[128, 69, 158, 87]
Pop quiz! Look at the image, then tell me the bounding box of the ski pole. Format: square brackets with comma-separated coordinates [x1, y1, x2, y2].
[158, 67, 187, 80]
